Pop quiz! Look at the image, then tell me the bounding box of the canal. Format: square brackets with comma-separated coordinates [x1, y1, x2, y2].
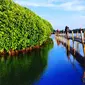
[34, 34, 85, 85]
[0, 34, 85, 85]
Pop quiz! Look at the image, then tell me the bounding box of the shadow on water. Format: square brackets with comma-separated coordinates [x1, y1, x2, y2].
[0, 38, 54, 85]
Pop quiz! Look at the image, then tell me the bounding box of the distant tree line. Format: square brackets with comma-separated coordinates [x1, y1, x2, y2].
[53, 28, 85, 34]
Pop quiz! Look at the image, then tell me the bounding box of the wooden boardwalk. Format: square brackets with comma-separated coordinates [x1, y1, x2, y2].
[63, 36, 84, 43]
[56, 34, 85, 82]
[56, 39, 85, 67]
[55, 30, 85, 64]
[56, 30, 85, 44]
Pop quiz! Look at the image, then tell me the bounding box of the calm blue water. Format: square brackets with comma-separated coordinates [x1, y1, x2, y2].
[0, 35, 85, 85]
[34, 34, 85, 85]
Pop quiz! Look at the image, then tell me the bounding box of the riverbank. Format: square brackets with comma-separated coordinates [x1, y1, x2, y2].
[0, 38, 53, 56]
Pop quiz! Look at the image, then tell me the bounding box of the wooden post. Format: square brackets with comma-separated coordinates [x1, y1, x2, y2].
[67, 30, 69, 38]
[76, 31, 79, 52]
[72, 31, 74, 47]
[83, 31, 85, 57]
[76, 42, 79, 52]
[62, 30, 64, 37]
[83, 44, 85, 57]
[62, 31, 64, 43]
[72, 31, 76, 55]
[80, 29, 84, 43]
[72, 31, 74, 41]
[73, 42, 75, 55]
[67, 39, 70, 51]
[76, 31, 78, 38]
[72, 31, 75, 55]
[84, 31, 85, 43]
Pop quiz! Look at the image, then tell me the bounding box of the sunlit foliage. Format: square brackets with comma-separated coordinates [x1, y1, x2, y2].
[0, 0, 53, 52]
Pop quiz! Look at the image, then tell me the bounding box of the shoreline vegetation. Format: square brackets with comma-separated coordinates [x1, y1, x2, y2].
[0, 0, 53, 56]
[1, 38, 53, 56]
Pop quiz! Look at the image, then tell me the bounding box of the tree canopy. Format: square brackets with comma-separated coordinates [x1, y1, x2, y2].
[0, 0, 53, 52]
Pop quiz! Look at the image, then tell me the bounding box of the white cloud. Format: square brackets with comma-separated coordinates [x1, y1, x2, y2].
[14, 0, 56, 7]
[14, 0, 85, 11]
[58, 1, 85, 11]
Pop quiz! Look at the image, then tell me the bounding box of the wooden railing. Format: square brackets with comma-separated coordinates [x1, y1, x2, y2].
[56, 34, 85, 83]
[56, 30, 85, 44]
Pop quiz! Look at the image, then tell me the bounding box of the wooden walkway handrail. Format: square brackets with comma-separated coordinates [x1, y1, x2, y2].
[56, 36, 85, 83]
[56, 30, 85, 44]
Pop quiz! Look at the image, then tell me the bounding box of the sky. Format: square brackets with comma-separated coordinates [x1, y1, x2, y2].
[13, 0, 85, 30]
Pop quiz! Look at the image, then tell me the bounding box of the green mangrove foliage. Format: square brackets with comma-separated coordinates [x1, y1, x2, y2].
[0, 38, 53, 85]
[0, 0, 53, 52]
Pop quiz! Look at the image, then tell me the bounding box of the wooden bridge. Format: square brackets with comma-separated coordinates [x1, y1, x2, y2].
[56, 30, 85, 43]
[55, 30, 85, 82]
[58, 35, 85, 44]
[55, 30, 85, 57]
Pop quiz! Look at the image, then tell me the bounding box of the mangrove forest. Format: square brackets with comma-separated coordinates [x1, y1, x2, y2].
[0, 0, 53, 53]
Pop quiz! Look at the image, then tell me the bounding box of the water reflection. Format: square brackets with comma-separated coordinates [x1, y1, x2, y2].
[66, 39, 70, 58]
[56, 39, 61, 46]
[0, 38, 53, 85]
[76, 42, 80, 53]
[56, 39, 75, 68]
[80, 42, 85, 84]
[82, 43, 85, 83]
[66, 45, 70, 59]
[56, 36, 85, 84]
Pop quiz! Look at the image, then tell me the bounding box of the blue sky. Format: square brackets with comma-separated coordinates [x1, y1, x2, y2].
[13, 0, 85, 30]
